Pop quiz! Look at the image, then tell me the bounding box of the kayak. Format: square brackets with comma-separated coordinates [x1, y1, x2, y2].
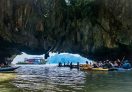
[80, 65, 132, 71]
[80, 67, 108, 71]
[109, 68, 132, 71]
[80, 67, 92, 70]
[92, 68, 109, 71]
[0, 66, 20, 72]
[80, 64, 108, 71]
[80, 64, 92, 70]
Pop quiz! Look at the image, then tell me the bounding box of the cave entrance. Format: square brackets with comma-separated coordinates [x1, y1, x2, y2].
[12, 52, 45, 64]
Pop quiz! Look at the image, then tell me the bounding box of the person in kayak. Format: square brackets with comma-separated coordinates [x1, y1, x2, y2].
[102, 60, 113, 69]
[98, 61, 103, 67]
[0, 63, 5, 68]
[93, 62, 99, 68]
[113, 61, 119, 68]
[116, 59, 121, 67]
[122, 60, 132, 69]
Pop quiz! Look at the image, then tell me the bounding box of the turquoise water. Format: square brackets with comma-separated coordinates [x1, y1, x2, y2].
[1, 65, 132, 92]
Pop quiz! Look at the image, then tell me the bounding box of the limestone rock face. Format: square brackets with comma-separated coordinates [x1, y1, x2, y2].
[0, 0, 132, 63]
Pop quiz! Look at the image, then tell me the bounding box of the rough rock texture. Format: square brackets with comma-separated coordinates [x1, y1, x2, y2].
[0, 0, 132, 63]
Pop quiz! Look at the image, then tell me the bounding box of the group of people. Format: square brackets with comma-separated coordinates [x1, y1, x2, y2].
[0, 63, 5, 68]
[0, 63, 9, 68]
[92, 59, 132, 69]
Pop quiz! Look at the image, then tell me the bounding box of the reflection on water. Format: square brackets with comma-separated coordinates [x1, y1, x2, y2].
[1, 65, 132, 92]
[0, 73, 22, 92]
[13, 65, 85, 92]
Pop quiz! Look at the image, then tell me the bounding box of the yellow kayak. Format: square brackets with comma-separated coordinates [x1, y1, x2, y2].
[80, 64, 92, 70]
[80, 64, 108, 71]
[92, 68, 108, 71]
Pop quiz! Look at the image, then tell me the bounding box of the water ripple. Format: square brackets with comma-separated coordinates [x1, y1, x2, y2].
[13, 65, 85, 92]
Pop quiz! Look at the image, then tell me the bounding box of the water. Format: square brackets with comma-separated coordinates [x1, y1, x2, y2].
[1, 65, 132, 92]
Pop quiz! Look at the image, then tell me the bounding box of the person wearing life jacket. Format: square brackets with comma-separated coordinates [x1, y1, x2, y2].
[122, 60, 132, 69]
[102, 60, 113, 69]
[93, 62, 99, 68]
[116, 59, 121, 67]
[113, 61, 119, 68]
